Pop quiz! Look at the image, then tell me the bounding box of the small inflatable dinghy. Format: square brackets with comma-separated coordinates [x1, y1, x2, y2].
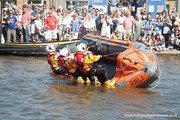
[80, 34, 160, 88]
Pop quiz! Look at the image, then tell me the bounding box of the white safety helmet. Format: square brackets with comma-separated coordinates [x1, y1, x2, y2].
[59, 48, 69, 57]
[77, 43, 87, 52]
[46, 44, 55, 52]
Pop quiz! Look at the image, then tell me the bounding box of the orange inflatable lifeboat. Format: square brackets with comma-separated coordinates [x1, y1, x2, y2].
[81, 34, 160, 88]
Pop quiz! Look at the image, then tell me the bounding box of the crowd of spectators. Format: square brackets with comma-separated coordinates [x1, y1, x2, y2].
[1, 1, 180, 51]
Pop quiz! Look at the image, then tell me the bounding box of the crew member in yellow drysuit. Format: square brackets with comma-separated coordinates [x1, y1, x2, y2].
[58, 48, 88, 82]
[46, 44, 66, 74]
[74, 43, 109, 85]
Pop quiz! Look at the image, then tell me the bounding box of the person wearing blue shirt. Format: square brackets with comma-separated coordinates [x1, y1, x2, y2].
[88, 5, 93, 14]
[154, 17, 162, 35]
[162, 17, 172, 48]
[143, 13, 154, 39]
[71, 13, 84, 39]
[7, 9, 18, 43]
[94, 9, 99, 19]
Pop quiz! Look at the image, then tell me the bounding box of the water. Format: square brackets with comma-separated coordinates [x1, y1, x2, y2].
[0, 55, 179, 120]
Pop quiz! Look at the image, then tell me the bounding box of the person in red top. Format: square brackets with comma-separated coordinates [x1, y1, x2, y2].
[44, 10, 58, 41]
[155, 33, 160, 45]
[21, 5, 31, 43]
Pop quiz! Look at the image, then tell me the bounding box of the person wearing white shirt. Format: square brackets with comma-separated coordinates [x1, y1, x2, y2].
[15, 10, 23, 42]
[66, 11, 73, 28]
[61, 13, 71, 40]
[35, 14, 43, 41]
[101, 14, 112, 38]
[35, 14, 43, 31]
[56, 11, 63, 41]
[44, 27, 52, 41]
[115, 12, 124, 39]
[84, 14, 96, 34]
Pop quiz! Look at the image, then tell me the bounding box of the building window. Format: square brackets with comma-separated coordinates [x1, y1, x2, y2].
[28, 0, 46, 4]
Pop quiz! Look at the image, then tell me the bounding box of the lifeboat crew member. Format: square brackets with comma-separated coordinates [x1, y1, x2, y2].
[58, 48, 88, 82]
[46, 44, 66, 74]
[74, 43, 109, 85]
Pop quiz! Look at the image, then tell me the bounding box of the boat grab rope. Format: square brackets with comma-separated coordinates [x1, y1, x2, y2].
[149, 70, 180, 90]
[163, 77, 180, 88]
[148, 68, 161, 90]
[101, 45, 141, 58]
[160, 71, 180, 88]
[120, 48, 141, 73]
[102, 52, 122, 57]
[113, 47, 145, 84]
[116, 62, 149, 72]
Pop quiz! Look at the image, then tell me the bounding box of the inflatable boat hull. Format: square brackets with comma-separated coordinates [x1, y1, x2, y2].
[80, 35, 160, 88]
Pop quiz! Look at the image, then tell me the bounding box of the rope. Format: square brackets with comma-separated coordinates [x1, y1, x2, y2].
[118, 48, 140, 78]
[111, 48, 142, 84]
[101, 47, 140, 59]
[148, 67, 180, 89]
[116, 62, 149, 72]
[149, 75, 180, 90]
[163, 77, 180, 88]
[148, 68, 161, 90]
[102, 52, 122, 57]
[116, 63, 134, 71]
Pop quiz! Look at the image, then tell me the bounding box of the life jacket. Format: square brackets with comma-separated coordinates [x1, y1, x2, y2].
[47, 52, 59, 72]
[74, 51, 93, 74]
[112, 35, 120, 40]
[58, 55, 76, 74]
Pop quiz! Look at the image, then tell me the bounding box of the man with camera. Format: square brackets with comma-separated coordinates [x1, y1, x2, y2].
[7, 9, 18, 43]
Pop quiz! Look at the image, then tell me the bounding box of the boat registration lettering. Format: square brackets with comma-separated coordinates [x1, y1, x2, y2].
[129, 75, 143, 86]
[126, 72, 149, 87]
